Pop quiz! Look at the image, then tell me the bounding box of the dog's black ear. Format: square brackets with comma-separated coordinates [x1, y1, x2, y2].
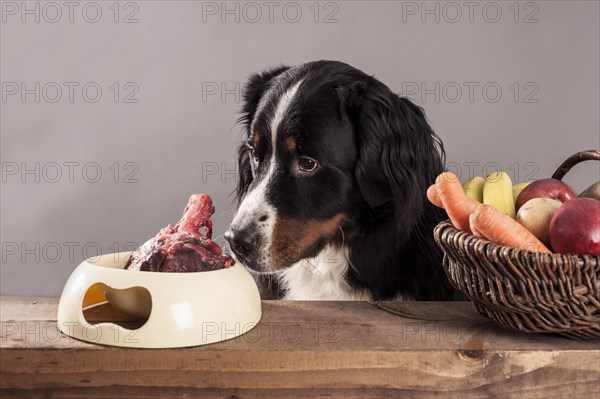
[235, 141, 253, 203]
[236, 65, 290, 203]
[347, 80, 445, 227]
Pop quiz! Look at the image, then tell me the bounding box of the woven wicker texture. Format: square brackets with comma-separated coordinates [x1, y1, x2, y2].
[435, 221, 599, 339]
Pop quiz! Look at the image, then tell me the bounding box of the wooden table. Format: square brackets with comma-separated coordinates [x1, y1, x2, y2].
[1, 296, 599, 398]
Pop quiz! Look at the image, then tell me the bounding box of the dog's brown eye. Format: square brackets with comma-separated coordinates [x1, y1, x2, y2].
[298, 157, 319, 173]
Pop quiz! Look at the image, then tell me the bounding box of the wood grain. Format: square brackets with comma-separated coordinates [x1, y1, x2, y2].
[1, 296, 599, 398]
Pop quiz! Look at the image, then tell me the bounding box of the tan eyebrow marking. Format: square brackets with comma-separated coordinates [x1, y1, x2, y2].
[251, 132, 261, 148]
[283, 135, 296, 152]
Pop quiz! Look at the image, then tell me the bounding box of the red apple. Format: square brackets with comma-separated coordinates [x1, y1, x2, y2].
[515, 178, 577, 211]
[549, 198, 600, 256]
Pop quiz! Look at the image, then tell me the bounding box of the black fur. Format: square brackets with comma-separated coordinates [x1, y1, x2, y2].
[233, 60, 454, 301]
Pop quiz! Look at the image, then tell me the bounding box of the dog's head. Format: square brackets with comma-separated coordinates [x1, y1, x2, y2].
[225, 60, 444, 273]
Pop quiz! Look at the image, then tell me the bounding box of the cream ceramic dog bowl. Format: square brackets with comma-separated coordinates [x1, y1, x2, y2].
[57, 251, 261, 348]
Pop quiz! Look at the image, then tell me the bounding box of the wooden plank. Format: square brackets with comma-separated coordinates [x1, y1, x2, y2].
[1, 296, 599, 399]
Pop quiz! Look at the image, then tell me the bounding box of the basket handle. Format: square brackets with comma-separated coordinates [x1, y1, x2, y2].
[551, 150, 600, 181]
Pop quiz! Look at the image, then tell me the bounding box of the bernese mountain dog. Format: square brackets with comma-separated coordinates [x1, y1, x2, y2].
[224, 60, 454, 301]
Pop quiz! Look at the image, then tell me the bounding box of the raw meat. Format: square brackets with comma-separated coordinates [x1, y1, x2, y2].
[125, 194, 234, 272]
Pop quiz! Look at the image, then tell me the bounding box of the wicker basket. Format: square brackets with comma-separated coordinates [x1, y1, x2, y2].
[434, 150, 600, 339]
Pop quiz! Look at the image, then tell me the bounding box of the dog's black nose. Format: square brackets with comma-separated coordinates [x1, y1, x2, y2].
[224, 226, 259, 258]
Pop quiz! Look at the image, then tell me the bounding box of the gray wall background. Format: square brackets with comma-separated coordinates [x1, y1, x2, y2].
[1, 0, 599, 297]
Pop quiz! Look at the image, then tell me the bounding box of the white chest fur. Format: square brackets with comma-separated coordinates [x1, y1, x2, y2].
[278, 245, 371, 300]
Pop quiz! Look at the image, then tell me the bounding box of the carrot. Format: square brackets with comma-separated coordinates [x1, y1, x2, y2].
[427, 184, 443, 208]
[471, 205, 552, 253]
[469, 212, 483, 238]
[435, 172, 481, 232]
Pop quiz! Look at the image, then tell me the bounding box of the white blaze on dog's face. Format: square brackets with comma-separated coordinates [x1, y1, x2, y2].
[228, 80, 303, 270]
[225, 68, 359, 273]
